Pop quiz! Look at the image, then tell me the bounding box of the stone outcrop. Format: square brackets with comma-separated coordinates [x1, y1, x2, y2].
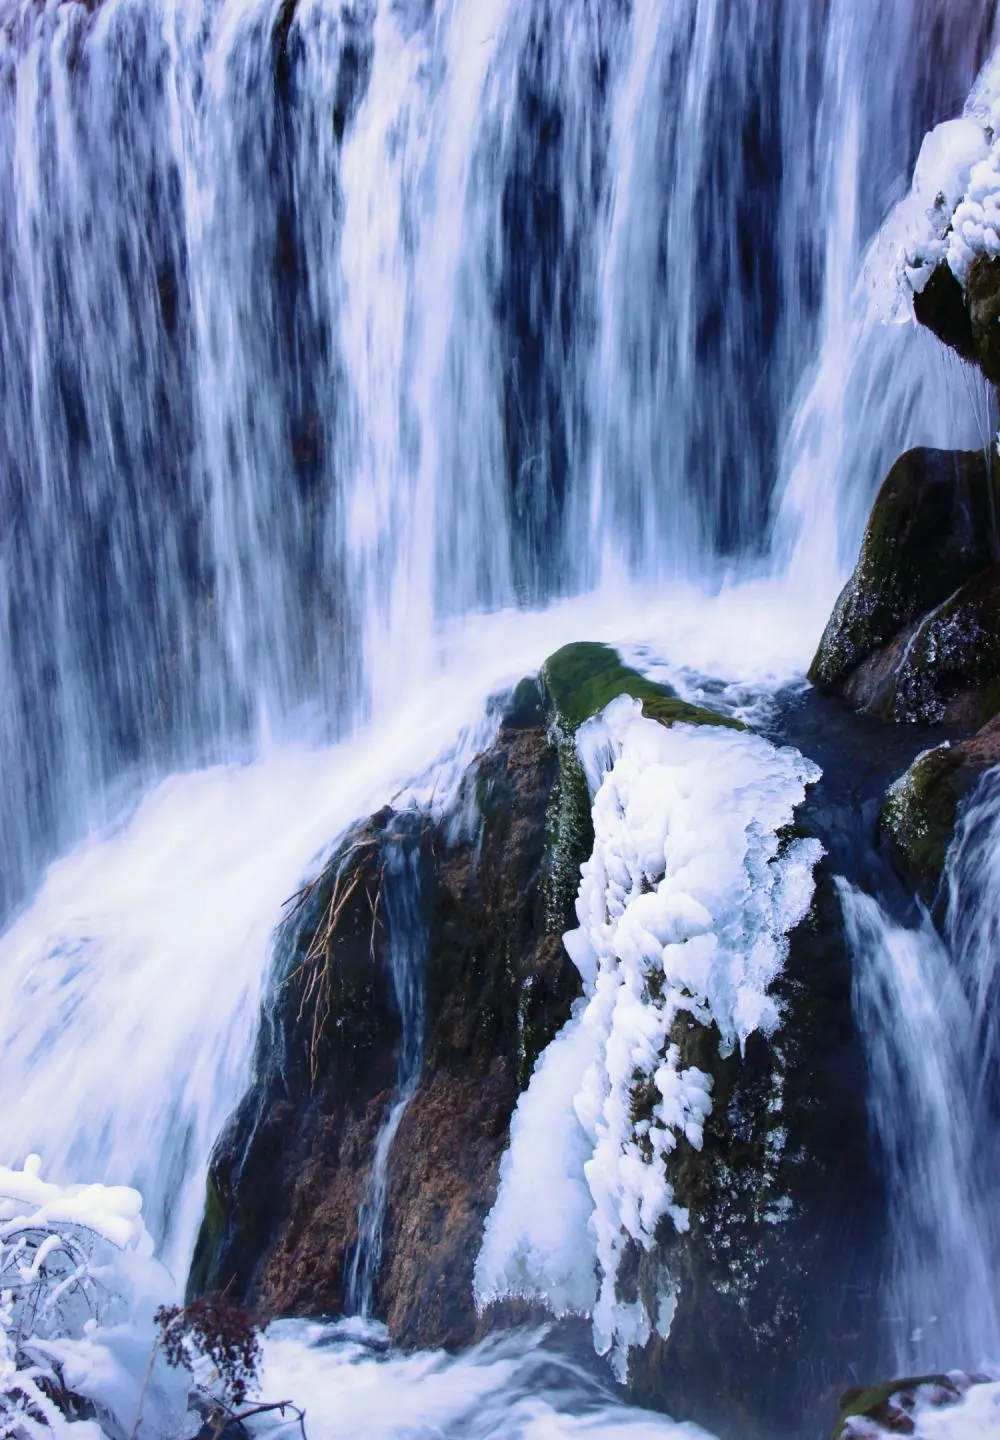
[626, 831, 877, 1440]
[188, 648, 878, 1440]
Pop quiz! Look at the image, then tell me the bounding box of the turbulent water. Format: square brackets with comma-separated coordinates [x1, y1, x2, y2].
[2, 0, 1000, 1434]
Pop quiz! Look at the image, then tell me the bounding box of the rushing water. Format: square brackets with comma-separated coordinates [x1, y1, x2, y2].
[837, 767, 1000, 1378]
[346, 832, 428, 1318]
[3, 0, 1000, 1433]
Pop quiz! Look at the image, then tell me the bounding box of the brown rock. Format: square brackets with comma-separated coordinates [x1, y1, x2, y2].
[188, 702, 582, 1349]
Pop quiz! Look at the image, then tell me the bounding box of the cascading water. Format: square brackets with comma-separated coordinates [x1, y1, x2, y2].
[840, 879, 1000, 1374]
[837, 765, 1000, 1377]
[3, 0, 1000, 1432]
[0, 0, 995, 915]
[346, 832, 428, 1318]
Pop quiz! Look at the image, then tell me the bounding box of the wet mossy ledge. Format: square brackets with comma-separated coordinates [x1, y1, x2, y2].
[540, 641, 744, 733]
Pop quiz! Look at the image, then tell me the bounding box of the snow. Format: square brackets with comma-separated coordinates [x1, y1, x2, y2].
[476, 697, 823, 1378]
[0, 1156, 147, 1253]
[874, 43, 1000, 310]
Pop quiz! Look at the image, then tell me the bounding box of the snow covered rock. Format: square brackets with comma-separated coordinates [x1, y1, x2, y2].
[879, 43, 1000, 382]
[475, 690, 877, 1437]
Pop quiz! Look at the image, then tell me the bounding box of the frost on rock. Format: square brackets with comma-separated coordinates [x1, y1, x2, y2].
[873, 43, 1000, 315]
[476, 696, 823, 1380]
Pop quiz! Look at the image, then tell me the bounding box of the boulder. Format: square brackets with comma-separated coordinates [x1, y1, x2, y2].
[863, 564, 1000, 724]
[190, 648, 741, 1340]
[809, 448, 997, 702]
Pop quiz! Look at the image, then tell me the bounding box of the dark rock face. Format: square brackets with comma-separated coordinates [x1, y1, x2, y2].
[189, 650, 882, 1440]
[867, 564, 1000, 725]
[913, 254, 1000, 384]
[809, 447, 997, 702]
[189, 694, 581, 1347]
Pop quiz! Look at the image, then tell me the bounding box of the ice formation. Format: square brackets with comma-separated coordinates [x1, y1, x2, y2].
[476, 697, 823, 1377]
[876, 44, 1000, 310]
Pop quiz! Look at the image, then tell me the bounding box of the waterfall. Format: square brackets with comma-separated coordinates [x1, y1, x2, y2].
[840, 882, 1000, 1374]
[1, 0, 995, 917]
[839, 768, 1000, 1376]
[346, 832, 428, 1318]
[4, 0, 1000, 1428]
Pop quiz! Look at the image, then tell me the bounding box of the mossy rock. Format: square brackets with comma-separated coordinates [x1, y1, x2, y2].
[540, 641, 743, 733]
[832, 1374, 961, 1438]
[880, 746, 970, 904]
[809, 449, 997, 697]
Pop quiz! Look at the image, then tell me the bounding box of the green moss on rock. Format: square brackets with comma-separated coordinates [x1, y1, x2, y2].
[540, 642, 743, 733]
[543, 738, 594, 933]
[880, 746, 968, 903]
[808, 448, 996, 696]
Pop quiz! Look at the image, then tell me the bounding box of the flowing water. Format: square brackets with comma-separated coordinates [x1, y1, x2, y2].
[2, 0, 1000, 1432]
[841, 878, 1000, 1374]
[346, 833, 428, 1318]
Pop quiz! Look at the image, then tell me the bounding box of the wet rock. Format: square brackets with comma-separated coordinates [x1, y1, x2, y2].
[912, 265, 977, 365]
[880, 713, 1000, 903]
[864, 564, 1000, 725]
[189, 694, 581, 1348]
[809, 448, 997, 701]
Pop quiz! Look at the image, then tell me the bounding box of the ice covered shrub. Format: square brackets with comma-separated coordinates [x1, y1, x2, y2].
[0, 1157, 187, 1439]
